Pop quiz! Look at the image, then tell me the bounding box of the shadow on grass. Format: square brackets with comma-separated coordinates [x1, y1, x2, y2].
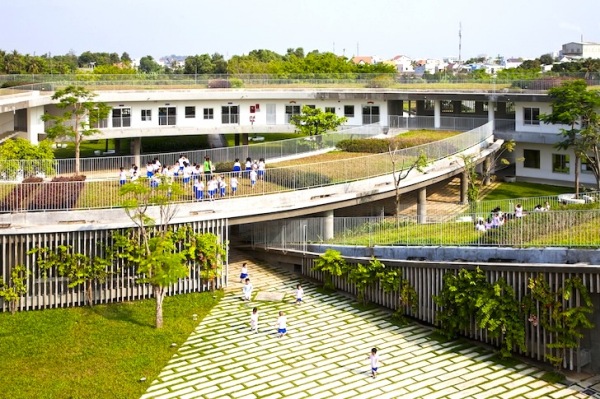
[90, 302, 155, 328]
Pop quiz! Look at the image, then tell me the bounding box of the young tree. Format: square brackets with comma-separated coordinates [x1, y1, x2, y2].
[388, 146, 429, 216]
[0, 265, 30, 315]
[540, 79, 600, 192]
[185, 230, 226, 291]
[29, 245, 111, 306]
[347, 257, 385, 305]
[481, 139, 518, 185]
[312, 248, 347, 291]
[113, 175, 189, 328]
[290, 105, 347, 137]
[0, 137, 55, 179]
[41, 85, 111, 174]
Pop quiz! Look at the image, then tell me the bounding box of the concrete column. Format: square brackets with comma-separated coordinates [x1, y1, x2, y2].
[130, 137, 141, 167]
[27, 105, 45, 145]
[242, 133, 249, 146]
[417, 187, 427, 224]
[234, 134, 240, 147]
[482, 156, 492, 186]
[323, 210, 334, 240]
[488, 100, 496, 130]
[460, 171, 468, 204]
[433, 100, 441, 129]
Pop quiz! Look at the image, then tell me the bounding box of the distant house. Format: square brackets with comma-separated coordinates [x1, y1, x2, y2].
[560, 42, 600, 59]
[503, 58, 523, 69]
[351, 56, 375, 65]
[390, 55, 414, 73]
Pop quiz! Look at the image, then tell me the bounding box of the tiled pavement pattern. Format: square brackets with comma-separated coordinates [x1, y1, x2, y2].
[142, 251, 590, 399]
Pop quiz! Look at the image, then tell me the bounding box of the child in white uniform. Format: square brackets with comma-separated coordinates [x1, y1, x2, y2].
[242, 278, 253, 301]
[250, 307, 259, 334]
[295, 284, 304, 305]
[276, 311, 287, 338]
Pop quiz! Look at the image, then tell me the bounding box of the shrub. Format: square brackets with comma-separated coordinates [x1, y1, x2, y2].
[28, 175, 86, 211]
[365, 74, 395, 88]
[336, 138, 390, 153]
[264, 168, 332, 189]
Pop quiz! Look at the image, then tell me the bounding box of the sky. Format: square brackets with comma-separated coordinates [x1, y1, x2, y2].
[3, 0, 600, 61]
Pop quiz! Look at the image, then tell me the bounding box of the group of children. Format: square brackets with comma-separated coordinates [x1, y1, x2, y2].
[118, 155, 266, 199]
[238, 262, 381, 376]
[239, 262, 302, 339]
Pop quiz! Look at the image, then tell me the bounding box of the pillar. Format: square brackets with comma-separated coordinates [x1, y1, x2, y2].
[27, 105, 45, 145]
[242, 133, 249, 146]
[482, 156, 492, 186]
[323, 210, 334, 240]
[417, 187, 427, 224]
[488, 100, 496, 130]
[434, 100, 441, 129]
[130, 137, 141, 167]
[234, 133, 241, 146]
[460, 171, 468, 204]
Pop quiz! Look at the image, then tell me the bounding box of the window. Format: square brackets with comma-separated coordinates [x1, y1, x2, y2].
[344, 105, 354, 117]
[524, 107, 540, 125]
[203, 108, 214, 120]
[441, 100, 453, 113]
[581, 157, 596, 173]
[91, 108, 108, 128]
[185, 106, 196, 118]
[552, 154, 570, 174]
[221, 105, 239, 124]
[461, 100, 475, 113]
[362, 105, 380, 124]
[325, 107, 336, 114]
[423, 100, 434, 111]
[141, 109, 152, 121]
[158, 107, 176, 126]
[306, 105, 316, 109]
[523, 149, 540, 169]
[112, 108, 131, 128]
[285, 105, 301, 123]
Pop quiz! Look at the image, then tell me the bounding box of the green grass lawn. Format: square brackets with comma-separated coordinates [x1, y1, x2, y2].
[0, 290, 223, 399]
[481, 182, 573, 201]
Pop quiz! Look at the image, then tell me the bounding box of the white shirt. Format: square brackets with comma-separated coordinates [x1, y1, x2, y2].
[370, 353, 379, 368]
[296, 287, 304, 300]
[277, 315, 287, 329]
[242, 283, 253, 296]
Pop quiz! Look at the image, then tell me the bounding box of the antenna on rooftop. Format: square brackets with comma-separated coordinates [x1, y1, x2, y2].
[458, 22, 462, 63]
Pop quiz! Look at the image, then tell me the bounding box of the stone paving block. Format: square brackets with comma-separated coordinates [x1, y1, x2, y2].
[255, 382, 295, 397]
[456, 376, 490, 390]
[145, 378, 185, 392]
[445, 358, 476, 372]
[449, 386, 483, 398]
[421, 359, 454, 373]
[474, 385, 508, 398]
[479, 376, 513, 390]
[499, 385, 532, 399]
[423, 386, 460, 399]
[524, 385, 560, 398]
[413, 367, 451, 382]
[152, 386, 195, 399]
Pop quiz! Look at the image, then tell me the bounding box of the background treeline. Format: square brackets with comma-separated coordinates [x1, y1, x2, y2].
[0, 48, 396, 75]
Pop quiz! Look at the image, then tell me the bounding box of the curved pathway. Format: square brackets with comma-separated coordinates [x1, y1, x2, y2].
[141, 251, 589, 399]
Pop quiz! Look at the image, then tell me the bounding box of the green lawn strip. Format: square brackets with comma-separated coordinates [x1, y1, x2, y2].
[0, 291, 223, 399]
[481, 182, 573, 201]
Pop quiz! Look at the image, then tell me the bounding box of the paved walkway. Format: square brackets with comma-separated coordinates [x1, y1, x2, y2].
[141, 252, 592, 399]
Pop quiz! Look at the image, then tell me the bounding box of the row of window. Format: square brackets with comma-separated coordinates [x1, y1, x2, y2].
[106, 104, 380, 128]
[523, 149, 572, 174]
[422, 100, 516, 114]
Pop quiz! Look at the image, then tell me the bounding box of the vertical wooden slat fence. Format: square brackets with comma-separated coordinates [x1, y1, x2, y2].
[296, 252, 599, 371]
[0, 218, 228, 312]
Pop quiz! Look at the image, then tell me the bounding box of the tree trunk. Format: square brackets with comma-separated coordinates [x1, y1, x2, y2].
[575, 156, 580, 196]
[154, 285, 165, 329]
[86, 280, 94, 307]
[75, 135, 81, 175]
[9, 300, 16, 315]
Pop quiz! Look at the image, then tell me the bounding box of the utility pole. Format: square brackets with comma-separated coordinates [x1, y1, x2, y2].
[458, 22, 462, 63]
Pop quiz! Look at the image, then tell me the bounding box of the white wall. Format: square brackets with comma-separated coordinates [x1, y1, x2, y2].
[515, 142, 597, 186]
[515, 102, 568, 134]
